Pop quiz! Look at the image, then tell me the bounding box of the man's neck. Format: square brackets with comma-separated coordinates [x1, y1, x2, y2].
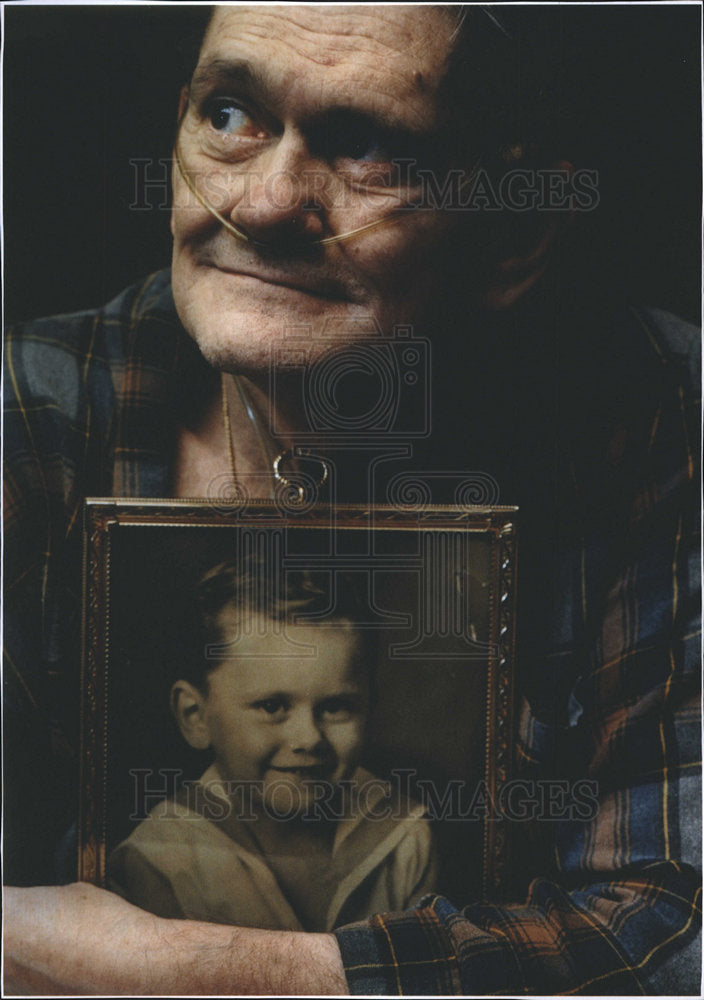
[171, 371, 314, 500]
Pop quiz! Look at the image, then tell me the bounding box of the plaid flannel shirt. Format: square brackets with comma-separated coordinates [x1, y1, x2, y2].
[4, 269, 701, 993]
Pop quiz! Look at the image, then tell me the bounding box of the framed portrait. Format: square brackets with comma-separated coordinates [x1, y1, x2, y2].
[79, 500, 517, 928]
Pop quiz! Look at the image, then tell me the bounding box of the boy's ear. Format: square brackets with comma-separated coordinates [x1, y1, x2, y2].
[170, 680, 211, 750]
[482, 159, 575, 311]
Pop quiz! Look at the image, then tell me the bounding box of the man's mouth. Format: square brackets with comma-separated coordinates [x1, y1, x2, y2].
[211, 263, 345, 301]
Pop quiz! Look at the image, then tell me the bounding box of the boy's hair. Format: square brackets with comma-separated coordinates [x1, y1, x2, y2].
[182, 552, 376, 692]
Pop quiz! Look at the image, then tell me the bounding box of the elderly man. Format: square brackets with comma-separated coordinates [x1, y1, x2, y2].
[4, 5, 700, 995]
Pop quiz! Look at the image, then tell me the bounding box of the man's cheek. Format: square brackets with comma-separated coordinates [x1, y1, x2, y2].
[352, 228, 437, 294]
[171, 181, 218, 240]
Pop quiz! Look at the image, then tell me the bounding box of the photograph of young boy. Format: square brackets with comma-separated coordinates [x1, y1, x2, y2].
[108, 558, 436, 931]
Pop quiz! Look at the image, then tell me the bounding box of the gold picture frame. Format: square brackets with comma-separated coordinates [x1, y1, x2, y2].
[79, 500, 518, 916]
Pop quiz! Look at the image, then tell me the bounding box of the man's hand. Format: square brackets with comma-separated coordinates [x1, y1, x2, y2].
[3, 883, 348, 996]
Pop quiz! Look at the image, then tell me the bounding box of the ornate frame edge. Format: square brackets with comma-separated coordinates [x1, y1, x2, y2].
[481, 516, 518, 900]
[77, 505, 113, 885]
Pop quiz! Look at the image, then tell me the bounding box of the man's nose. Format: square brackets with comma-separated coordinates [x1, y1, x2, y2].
[230, 132, 329, 247]
[284, 706, 327, 754]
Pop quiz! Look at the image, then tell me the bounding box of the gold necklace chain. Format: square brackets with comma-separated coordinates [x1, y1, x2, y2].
[220, 372, 241, 485]
[220, 373, 329, 502]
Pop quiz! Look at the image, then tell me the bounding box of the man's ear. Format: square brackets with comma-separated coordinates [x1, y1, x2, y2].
[177, 85, 189, 122]
[483, 159, 575, 311]
[170, 680, 211, 750]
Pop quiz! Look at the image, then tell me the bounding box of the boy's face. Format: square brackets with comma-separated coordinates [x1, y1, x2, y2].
[200, 611, 369, 815]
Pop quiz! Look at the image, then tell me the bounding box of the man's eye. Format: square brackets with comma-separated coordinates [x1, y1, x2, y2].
[340, 136, 392, 164]
[313, 115, 399, 170]
[253, 697, 288, 716]
[206, 99, 254, 135]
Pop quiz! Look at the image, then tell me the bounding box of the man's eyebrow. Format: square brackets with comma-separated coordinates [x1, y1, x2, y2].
[190, 59, 258, 99]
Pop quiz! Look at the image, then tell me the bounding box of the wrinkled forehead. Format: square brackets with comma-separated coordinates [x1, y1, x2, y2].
[196, 5, 458, 129]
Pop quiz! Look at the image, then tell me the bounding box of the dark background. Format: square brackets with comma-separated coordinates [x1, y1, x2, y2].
[3, 3, 702, 326]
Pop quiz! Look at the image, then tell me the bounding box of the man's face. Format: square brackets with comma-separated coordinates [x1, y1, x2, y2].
[171, 5, 459, 375]
[201, 612, 369, 816]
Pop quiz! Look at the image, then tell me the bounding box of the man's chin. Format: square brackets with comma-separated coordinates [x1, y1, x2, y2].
[193, 338, 271, 378]
[182, 312, 380, 381]
[180, 314, 281, 377]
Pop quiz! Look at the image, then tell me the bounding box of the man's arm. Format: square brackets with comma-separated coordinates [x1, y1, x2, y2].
[3, 883, 347, 996]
